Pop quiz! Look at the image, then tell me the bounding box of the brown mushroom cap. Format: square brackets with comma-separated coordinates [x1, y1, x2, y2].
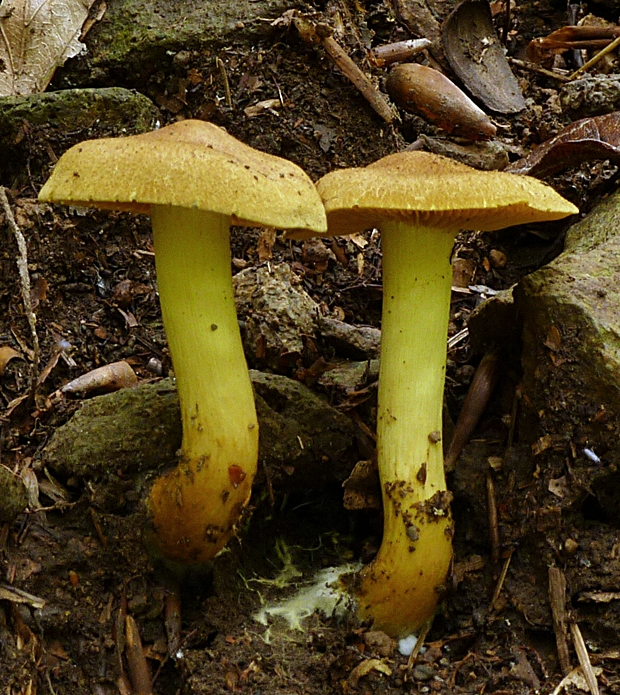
[288, 151, 578, 239]
[39, 119, 327, 233]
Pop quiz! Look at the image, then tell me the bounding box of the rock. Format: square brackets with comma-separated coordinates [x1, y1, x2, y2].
[0, 88, 159, 181]
[43, 372, 359, 492]
[516, 189, 620, 488]
[318, 316, 381, 360]
[412, 134, 509, 170]
[317, 359, 380, 397]
[234, 263, 319, 369]
[363, 630, 397, 657]
[57, 0, 292, 75]
[467, 288, 518, 355]
[0, 467, 28, 523]
[44, 379, 182, 481]
[560, 75, 620, 118]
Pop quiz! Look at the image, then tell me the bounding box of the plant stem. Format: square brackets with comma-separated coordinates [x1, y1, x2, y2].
[146, 207, 258, 565]
[357, 221, 455, 636]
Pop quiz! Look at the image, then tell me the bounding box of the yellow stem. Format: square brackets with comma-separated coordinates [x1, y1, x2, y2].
[145, 206, 258, 565]
[357, 221, 455, 637]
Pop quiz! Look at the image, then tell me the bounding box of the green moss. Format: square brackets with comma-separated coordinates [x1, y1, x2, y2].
[0, 88, 159, 143]
[85, 0, 292, 68]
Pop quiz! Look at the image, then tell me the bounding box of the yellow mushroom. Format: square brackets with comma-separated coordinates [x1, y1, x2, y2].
[289, 151, 577, 637]
[39, 120, 327, 567]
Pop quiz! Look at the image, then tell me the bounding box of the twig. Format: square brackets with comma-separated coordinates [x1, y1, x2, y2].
[164, 585, 182, 657]
[568, 34, 620, 80]
[486, 470, 500, 566]
[570, 622, 600, 695]
[489, 548, 513, 612]
[406, 617, 433, 670]
[321, 35, 396, 123]
[0, 187, 40, 401]
[501, 0, 511, 45]
[548, 566, 571, 675]
[372, 38, 431, 66]
[125, 615, 152, 695]
[508, 57, 571, 83]
[217, 56, 233, 109]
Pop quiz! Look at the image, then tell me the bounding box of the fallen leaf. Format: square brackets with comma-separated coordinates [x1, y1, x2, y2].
[0, 0, 96, 97]
[0, 345, 22, 376]
[244, 98, 281, 118]
[256, 227, 277, 262]
[442, 0, 525, 113]
[526, 25, 619, 64]
[507, 112, 620, 177]
[348, 658, 392, 688]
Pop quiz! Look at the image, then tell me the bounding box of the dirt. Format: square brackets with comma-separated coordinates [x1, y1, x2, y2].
[1, 0, 620, 693]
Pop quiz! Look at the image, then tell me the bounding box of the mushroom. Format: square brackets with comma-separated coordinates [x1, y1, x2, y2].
[288, 151, 578, 637]
[39, 120, 327, 566]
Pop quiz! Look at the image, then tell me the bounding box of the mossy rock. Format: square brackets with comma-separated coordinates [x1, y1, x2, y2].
[44, 372, 360, 493]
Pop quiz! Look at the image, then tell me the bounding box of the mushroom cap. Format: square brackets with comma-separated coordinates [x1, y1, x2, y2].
[39, 119, 327, 233]
[288, 151, 577, 239]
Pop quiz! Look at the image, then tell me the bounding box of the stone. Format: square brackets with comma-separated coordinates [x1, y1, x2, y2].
[516, 189, 620, 488]
[318, 316, 381, 360]
[0, 88, 159, 181]
[0, 467, 28, 524]
[61, 0, 293, 73]
[560, 75, 620, 118]
[43, 371, 359, 492]
[233, 263, 319, 369]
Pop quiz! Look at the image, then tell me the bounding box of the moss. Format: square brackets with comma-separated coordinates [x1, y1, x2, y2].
[83, 0, 292, 68]
[0, 467, 28, 523]
[0, 88, 159, 143]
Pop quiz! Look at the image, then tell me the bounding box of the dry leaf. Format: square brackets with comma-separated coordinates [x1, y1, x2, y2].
[348, 658, 392, 688]
[0, 0, 96, 97]
[0, 345, 22, 376]
[256, 227, 277, 262]
[507, 112, 620, 177]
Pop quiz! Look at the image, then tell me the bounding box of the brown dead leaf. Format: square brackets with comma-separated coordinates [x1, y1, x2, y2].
[348, 658, 392, 688]
[0, 345, 22, 376]
[442, 0, 525, 113]
[30, 276, 48, 308]
[0, 0, 96, 97]
[507, 112, 620, 177]
[256, 227, 277, 262]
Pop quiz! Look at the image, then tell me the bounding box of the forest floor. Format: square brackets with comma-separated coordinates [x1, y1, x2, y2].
[1, 0, 620, 693]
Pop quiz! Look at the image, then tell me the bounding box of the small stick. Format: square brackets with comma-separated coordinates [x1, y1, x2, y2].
[164, 586, 182, 658]
[570, 622, 600, 695]
[321, 35, 396, 123]
[568, 34, 620, 80]
[217, 56, 233, 109]
[489, 548, 513, 612]
[486, 470, 500, 566]
[372, 38, 431, 66]
[406, 617, 433, 670]
[501, 0, 511, 45]
[125, 615, 153, 695]
[508, 57, 571, 83]
[548, 566, 571, 675]
[0, 187, 40, 402]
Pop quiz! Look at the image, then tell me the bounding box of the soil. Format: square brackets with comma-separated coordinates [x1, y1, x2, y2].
[1, 1, 620, 694]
